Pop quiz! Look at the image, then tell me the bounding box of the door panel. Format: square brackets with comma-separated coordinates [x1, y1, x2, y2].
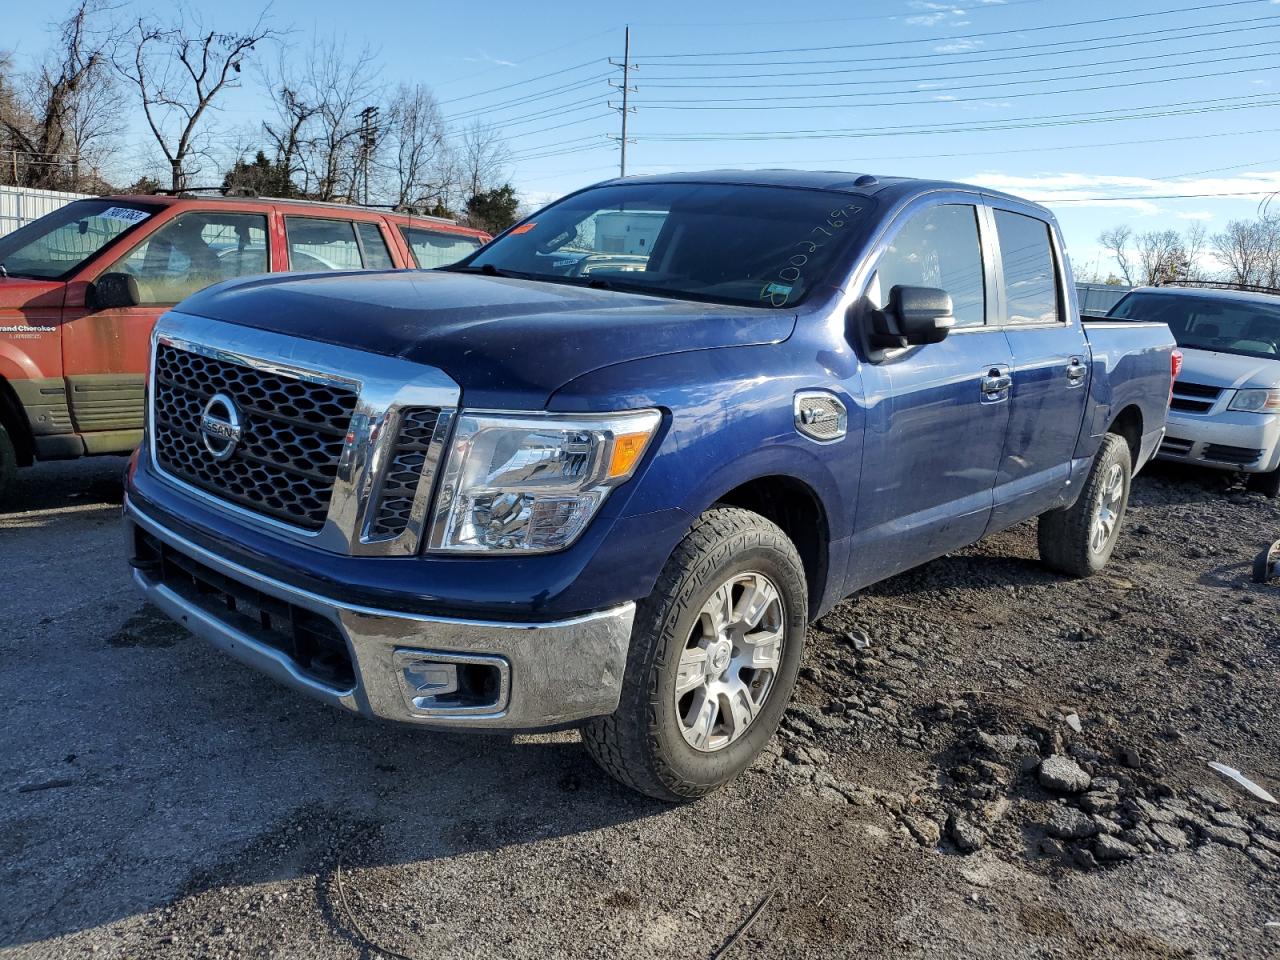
[986, 206, 1090, 530]
[847, 201, 1013, 589]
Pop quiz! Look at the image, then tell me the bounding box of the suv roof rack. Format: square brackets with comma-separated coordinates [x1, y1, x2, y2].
[145, 186, 460, 225]
[1156, 279, 1280, 296]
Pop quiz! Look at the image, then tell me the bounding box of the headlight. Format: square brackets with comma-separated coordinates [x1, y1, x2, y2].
[1228, 387, 1280, 413]
[427, 409, 662, 554]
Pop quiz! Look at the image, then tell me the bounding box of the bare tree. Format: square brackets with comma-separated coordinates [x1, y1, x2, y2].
[1182, 222, 1208, 281]
[1213, 219, 1267, 287]
[456, 119, 510, 212]
[117, 12, 279, 191]
[387, 83, 450, 209]
[1098, 225, 1135, 286]
[1135, 229, 1189, 285]
[0, 1, 120, 190]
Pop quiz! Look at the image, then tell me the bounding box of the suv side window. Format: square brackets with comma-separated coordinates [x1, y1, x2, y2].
[867, 204, 986, 328]
[400, 226, 483, 268]
[285, 217, 364, 271]
[356, 222, 395, 269]
[993, 210, 1061, 324]
[109, 212, 268, 305]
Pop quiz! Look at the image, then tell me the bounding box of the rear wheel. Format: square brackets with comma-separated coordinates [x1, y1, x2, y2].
[0, 422, 17, 505]
[582, 506, 808, 801]
[1038, 433, 1132, 577]
[1246, 466, 1280, 498]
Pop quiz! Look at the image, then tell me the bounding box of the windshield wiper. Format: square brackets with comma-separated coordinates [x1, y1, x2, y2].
[443, 262, 527, 279]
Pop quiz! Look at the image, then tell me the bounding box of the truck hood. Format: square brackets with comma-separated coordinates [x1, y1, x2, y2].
[176, 270, 797, 407]
[0, 275, 64, 311]
[1176, 347, 1280, 390]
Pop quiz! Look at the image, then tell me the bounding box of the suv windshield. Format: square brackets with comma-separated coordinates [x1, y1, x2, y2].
[1110, 291, 1280, 360]
[0, 199, 158, 280]
[451, 182, 870, 309]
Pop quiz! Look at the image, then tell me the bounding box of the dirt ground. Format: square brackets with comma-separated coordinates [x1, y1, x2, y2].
[1, 456, 1277, 959]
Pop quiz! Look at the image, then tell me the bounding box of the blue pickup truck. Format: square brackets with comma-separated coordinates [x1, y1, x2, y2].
[123, 171, 1176, 800]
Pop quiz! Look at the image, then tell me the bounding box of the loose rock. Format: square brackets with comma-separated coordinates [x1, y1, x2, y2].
[1039, 755, 1092, 794]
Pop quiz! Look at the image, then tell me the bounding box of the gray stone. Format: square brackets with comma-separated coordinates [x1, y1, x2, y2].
[1119, 746, 1142, 769]
[1039, 755, 1092, 794]
[949, 814, 986, 853]
[1065, 713, 1083, 733]
[1095, 835, 1139, 862]
[1039, 837, 1069, 858]
[1248, 847, 1279, 872]
[1203, 824, 1251, 850]
[1152, 822, 1190, 850]
[903, 815, 942, 847]
[1047, 807, 1100, 840]
[977, 731, 1038, 756]
[1211, 810, 1250, 831]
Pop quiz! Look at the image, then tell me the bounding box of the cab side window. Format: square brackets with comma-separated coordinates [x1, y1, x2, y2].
[994, 210, 1062, 324]
[867, 204, 986, 328]
[285, 218, 363, 271]
[109, 212, 269, 305]
[356, 222, 395, 269]
[400, 226, 483, 268]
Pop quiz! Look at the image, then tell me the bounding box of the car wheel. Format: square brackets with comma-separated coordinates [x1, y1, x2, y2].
[1038, 433, 1132, 578]
[1246, 466, 1280, 498]
[0, 422, 17, 505]
[582, 506, 808, 802]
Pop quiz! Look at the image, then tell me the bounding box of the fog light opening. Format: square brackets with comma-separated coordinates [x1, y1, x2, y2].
[394, 650, 509, 715]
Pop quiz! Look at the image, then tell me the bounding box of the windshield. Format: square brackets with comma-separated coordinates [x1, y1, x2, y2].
[452, 182, 871, 309]
[0, 200, 158, 280]
[1110, 291, 1280, 360]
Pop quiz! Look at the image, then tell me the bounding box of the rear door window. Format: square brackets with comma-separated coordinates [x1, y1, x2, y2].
[356, 222, 395, 269]
[109, 212, 269, 304]
[400, 226, 483, 268]
[285, 217, 363, 271]
[994, 210, 1062, 324]
[868, 204, 986, 328]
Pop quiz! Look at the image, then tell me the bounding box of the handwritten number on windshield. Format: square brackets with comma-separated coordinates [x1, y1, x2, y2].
[761, 206, 857, 307]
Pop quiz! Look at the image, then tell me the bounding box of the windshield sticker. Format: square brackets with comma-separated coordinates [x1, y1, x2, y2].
[510, 222, 537, 235]
[760, 205, 861, 307]
[99, 207, 151, 225]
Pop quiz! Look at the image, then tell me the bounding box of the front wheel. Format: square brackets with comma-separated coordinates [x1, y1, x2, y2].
[1038, 433, 1132, 577]
[582, 506, 808, 801]
[0, 422, 17, 506]
[1246, 466, 1280, 498]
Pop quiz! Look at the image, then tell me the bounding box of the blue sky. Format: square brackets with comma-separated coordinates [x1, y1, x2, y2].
[9, 0, 1280, 275]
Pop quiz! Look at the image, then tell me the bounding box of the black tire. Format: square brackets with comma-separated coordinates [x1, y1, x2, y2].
[0, 422, 17, 506]
[582, 506, 808, 802]
[1038, 433, 1132, 578]
[1246, 467, 1280, 498]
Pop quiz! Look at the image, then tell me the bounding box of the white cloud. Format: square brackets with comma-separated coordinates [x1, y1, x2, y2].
[963, 170, 1280, 213]
[935, 38, 983, 53]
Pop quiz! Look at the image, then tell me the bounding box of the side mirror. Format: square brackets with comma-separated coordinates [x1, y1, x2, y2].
[869, 285, 956, 349]
[88, 273, 140, 311]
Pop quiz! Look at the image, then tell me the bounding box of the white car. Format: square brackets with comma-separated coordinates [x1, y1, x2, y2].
[1108, 285, 1280, 496]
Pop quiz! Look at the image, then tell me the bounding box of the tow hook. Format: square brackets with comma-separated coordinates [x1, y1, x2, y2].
[1252, 539, 1280, 584]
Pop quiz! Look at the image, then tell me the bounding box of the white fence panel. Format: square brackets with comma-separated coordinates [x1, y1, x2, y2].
[0, 186, 93, 238]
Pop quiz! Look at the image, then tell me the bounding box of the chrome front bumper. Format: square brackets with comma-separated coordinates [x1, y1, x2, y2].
[1159, 410, 1280, 473]
[126, 498, 635, 730]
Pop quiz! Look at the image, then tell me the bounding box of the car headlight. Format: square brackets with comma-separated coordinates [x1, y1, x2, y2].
[1228, 387, 1280, 413]
[427, 409, 662, 554]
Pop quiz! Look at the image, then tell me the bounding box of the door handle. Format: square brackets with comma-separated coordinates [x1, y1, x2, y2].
[1066, 358, 1088, 383]
[981, 371, 1013, 396]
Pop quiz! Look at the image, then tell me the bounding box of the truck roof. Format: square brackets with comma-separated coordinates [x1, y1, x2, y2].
[591, 168, 1044, 212]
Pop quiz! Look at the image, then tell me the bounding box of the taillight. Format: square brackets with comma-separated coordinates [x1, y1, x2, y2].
[1169, 349, 1183, 405]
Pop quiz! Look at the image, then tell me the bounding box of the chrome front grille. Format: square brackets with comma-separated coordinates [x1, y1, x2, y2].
[367, 408, 443, 540]
[151, 343, 358, 530]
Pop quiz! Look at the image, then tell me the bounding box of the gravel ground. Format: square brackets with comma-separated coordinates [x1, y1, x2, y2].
[1, 456, 1277, 959]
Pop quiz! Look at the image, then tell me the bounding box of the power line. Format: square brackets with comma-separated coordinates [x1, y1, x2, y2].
[637, 0, 1274, 59]
[446, 74, 612, 122]
[437, 58, 606, 105]
[634, 92, 1280, 142]
[633, 0, 1053, 29]
[1042, 190, 1280, 202]
[632, 14, 1280, 70]
[432, 29, 616, 90]
[635, 30, 1280, 87]
[636, 61, 1280, 111]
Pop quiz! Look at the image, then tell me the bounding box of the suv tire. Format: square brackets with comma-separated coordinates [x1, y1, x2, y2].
[1246, 467, 1280, 498]
[1038, 433, 1132, 578]
[582, 506, 808, 802]
[0, 422, 17, 505]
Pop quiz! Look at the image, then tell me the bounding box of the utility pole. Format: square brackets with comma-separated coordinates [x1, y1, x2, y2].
[358, 105, 380, 205]
[609, 26, 637, 178]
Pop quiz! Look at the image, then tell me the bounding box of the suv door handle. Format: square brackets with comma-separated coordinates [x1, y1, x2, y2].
[981, 371, 1013, 396]
[1066, 357, 1088, 384]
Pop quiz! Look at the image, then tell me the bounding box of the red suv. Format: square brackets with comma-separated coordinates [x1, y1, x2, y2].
[0, 192, 490, 499]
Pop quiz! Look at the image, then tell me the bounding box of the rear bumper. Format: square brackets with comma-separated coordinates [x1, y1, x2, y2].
[125, 496, 635, 730]
[1158, 411, 1280, 473]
